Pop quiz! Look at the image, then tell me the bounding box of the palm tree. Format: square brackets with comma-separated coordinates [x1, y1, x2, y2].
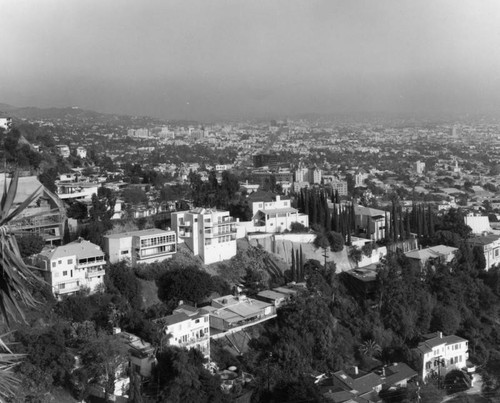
[359, 339, 382, 358]
[0, 171, 44, 399]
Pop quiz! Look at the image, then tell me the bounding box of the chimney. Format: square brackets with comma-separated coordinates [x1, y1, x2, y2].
[438, 331, 443, 338]
[353, 366, 358, 375]
[276, 195, 280, 202]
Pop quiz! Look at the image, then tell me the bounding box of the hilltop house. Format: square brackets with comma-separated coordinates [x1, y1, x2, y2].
[156, 303, 211, 359]
[104, 228, 177, 266]
[404, 245, 458, 271]
[414, 332, 469, 382]
[171, 208, 237, 264]
[35, 238, 105, 297]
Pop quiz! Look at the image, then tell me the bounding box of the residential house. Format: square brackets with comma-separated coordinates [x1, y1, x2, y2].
[203, 295, 276, 334]
[0, 175, 66, 245]
[171, 208, 237, 264]
[117, 331, 156, 378]
[354, 205, 389, 241]
[104, 228, 177, 266]
[319, 363, 417, 403]
[414, 332, 469, 382]
[156, 303, 211, 359]
[56, 144, 71, 158]
[467, 234, 500, 270]
[36, 238, 106, 297]
[56, 182, 100, 201]
[404, 245, 458, 271]
[244, 194, 308, 233]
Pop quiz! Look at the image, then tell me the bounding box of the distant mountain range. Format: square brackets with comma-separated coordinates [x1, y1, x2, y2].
[0, 103, 204, 127]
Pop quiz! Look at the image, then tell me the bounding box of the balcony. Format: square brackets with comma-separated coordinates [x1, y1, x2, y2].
[86, 268, 105, 278]
[179, 334, 210, 347]
[78, 257, 105, 268]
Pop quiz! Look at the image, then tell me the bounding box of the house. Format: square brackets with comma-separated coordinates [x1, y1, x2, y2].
[404, 245, 458, 271]
[56, 182, 100, 201]
[0, 175, 66, 245]
[467, 234, 500, 270]
[354, 205, 389, 241]
[319, 363, 417, 403]
[117, 331, 156, 378]
[35, 238, 106, 296]
[255, 289, 292, 308]
[244, 194, 308, 233]
[414, 332, 469, 382]
[0, 117, 12, 130]
[156, 303, 211, 359]
[104, 228, 177, 266]
[171, 208, 237, 264]
[203, 295, 276, 334]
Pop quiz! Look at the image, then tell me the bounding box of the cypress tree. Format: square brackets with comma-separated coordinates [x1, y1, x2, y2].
[422, 204, 428, 238]
[398, 205, 405, 241]
[291, 247, 296, 282]
[384, 212, 390, 242]
[428, 205, 435, 238]
[299, 246, 304, 281]
[366, 215, 372, 240]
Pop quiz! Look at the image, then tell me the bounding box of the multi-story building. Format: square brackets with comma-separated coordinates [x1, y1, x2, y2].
[415, 332, 469, 382]
[353, 205, 389, 241]
[36, 239, 106, 296]
[156, 304, 210, 359]
[467, 234, 500, 270]
[247, 195, 309, 233]
[0, 175, 66, 245]
[323, 176, 348, 196]
[414, 160, 426, 174]
[55, 145, 71, 158]
[104, 228, 177, 266]
[76, 146, 87, 158]
[171, 208, 237, 264]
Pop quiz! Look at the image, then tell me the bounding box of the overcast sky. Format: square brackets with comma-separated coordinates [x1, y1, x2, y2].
[2, 0, 500, 120]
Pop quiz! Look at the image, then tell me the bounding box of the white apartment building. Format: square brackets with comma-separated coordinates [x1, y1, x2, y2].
[104, 228, 177, 266]
[36, 239, 106, 296]
[76, 146, 87, 158]
[248, 195, 309, 233]
[157, 304, 210, 359]
[415, 160, 426, 174]
[415, 332, 469, 382]
[171, 208, 237, 264]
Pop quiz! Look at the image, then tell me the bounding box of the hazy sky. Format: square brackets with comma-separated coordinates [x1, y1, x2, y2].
[2, 0, 500, 120]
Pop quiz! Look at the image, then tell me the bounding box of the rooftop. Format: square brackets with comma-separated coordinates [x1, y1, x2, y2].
[40, 239, 104, 260]
[104, 228, 175, 239]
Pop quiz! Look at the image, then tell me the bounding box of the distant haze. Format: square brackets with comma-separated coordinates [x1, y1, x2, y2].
[2, 0, 500, 120]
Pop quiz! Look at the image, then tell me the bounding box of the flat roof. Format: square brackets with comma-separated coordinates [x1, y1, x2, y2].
[105, 228, 175, 239]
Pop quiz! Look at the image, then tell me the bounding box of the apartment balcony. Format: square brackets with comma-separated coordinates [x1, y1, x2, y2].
[77, 257, 104, 270]
[86, 268, 106, 278]
[204, 227, 237, 237]
[179, 334, 210, 347]
[178, 230, 192, 237]
[205, 217, 236, 227]
[54, 283, 81, 295]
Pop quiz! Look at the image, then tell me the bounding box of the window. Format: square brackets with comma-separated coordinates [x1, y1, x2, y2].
[195, 319, 200, 324]
[52, 262, 56, 268]
[63, 271, 68, 276]
[58, 260, 62, 265]
[59, 283, 65, 290]
[121, 250, 129, 255]
[67, 259, 73, 264]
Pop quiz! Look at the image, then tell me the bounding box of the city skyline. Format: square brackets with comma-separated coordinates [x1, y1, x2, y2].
[2, 0, 500, 120]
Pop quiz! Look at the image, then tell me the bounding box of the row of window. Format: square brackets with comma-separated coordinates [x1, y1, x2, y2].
[51, 256, 104, 268]
[140, 235, 176, 247]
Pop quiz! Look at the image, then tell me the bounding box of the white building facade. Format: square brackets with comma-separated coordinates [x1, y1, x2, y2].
[171, 208, 237, 264]
[415, 332, 469, 382]
[104, 228, 177, 266]
[36, 239, 106, 296]
[157, 304, 210, 359]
